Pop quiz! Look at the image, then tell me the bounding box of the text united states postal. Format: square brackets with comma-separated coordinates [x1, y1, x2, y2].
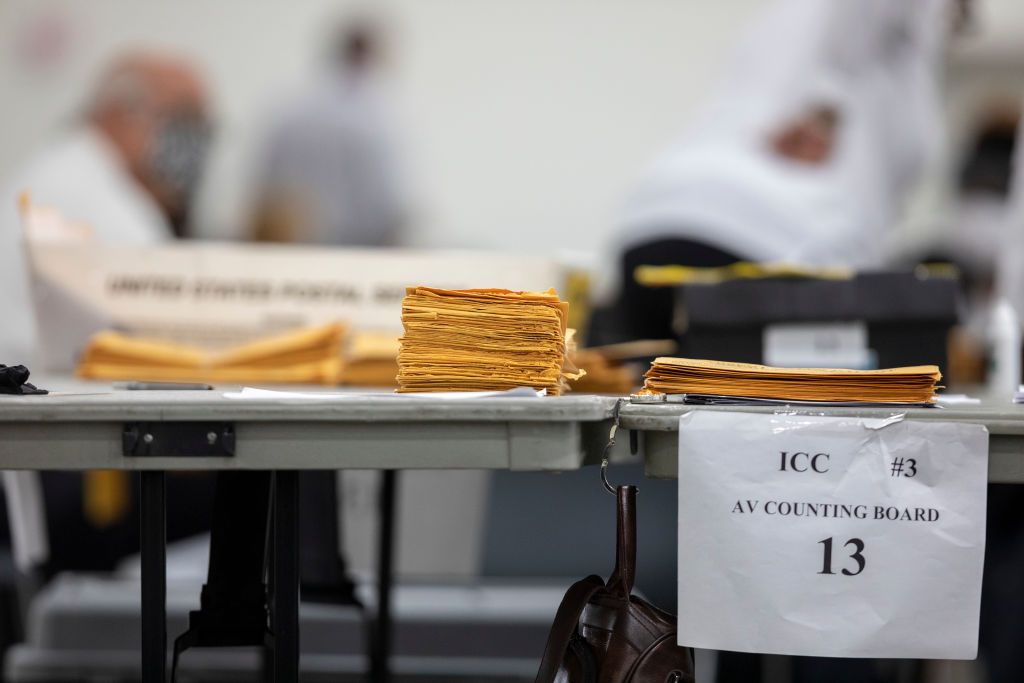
[677, 411, 988, 659]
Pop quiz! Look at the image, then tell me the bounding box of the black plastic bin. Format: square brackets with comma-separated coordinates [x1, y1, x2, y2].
[677, 271, 961, 375]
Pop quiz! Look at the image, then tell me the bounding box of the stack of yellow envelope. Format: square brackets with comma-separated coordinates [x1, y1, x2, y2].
[397, 286, 583, 394]
[340, 331, 401, 387]
[570, 349, 637, 395]
[643, 357, 941, 404]
[571, 340, 677, 395]
[78, 322, 346, 385]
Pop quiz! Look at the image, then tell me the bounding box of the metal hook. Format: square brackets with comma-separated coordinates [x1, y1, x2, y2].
[600, 398, 634, 495]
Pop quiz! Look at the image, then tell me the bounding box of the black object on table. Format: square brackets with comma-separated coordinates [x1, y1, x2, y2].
[678, 271, 960, 376]
[0, 365, 47, 396]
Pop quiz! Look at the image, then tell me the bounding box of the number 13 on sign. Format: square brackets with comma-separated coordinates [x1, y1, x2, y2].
[818, 537, 865, 576]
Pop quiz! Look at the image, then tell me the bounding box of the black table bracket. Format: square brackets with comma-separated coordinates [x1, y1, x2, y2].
[131, 427, 354, 683]
[170, 471, 274, 682]
[123, 422, 236, 458]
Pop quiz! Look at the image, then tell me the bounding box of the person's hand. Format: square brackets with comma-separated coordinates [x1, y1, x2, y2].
[771, 106, 839, 165]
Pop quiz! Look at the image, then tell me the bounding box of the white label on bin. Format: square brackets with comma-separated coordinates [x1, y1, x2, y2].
[763, 321, 870, 369]
[676, 411, 988, 659]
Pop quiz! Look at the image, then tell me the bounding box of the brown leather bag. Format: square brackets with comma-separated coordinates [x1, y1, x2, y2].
[534, 485, 695, 683]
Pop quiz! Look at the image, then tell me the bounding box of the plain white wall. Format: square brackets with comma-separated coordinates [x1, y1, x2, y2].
[0, 1, 764, 255]
[2, 0, 1024, 269]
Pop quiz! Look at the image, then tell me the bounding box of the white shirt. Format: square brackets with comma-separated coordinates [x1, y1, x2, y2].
[620, 0, 948, 268]
[255, 72, 406, 247]
[0, 126, 171, 365]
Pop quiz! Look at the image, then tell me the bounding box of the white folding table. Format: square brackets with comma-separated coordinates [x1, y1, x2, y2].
[4, 389, 1022, 683]
[0, 387, 618, 683]
[619, 401, 1024, 482]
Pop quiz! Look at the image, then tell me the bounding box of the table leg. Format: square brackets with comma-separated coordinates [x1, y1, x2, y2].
[370, 470, 398, 683]
[140, 471, 167, 683]
[273, 471, 300, 683]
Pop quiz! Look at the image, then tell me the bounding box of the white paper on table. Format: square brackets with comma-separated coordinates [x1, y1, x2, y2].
[935, 394, 981, 405]
[223, 387, 545, 400]
[677, 411, 988, 659]
[398, 387, 545, 399]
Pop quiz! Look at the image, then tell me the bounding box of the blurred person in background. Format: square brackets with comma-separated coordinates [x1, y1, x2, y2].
[250, 17, 408, 246]
[606, 0, 962, 344]
[0, 52, 212, 366]
[0, 52, 215, 576]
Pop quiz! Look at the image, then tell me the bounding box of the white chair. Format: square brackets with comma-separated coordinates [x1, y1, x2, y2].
[0, 471, 48, 573]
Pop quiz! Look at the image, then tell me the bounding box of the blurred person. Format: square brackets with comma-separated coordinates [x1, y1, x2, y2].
[609, 0, 958, 343]
[250, 18, 408, 246]
[0, 52, 215, 575]
[0, 52, 211, 365]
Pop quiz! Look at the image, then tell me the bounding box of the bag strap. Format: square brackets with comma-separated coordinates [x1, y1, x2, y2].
[605, 485, 637, 599]
[534, 574, 606, 683]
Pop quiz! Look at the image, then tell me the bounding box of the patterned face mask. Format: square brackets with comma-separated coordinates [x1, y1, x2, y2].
[145, 114, 212, 203]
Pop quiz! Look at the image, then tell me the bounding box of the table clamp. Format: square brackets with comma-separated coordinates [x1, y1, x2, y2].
[601, 398, 644, 495]
[123, 422, 236, 458]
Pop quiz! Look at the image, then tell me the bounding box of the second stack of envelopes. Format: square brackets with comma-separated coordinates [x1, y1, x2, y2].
[78, 323, 346, 385]
[643, 357, 941, 404]
[397, 286, 581, 395]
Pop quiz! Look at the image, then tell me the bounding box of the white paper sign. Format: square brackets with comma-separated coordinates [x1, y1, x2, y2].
[677, 411, 989, 659]
[26, 240, 566, 370]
